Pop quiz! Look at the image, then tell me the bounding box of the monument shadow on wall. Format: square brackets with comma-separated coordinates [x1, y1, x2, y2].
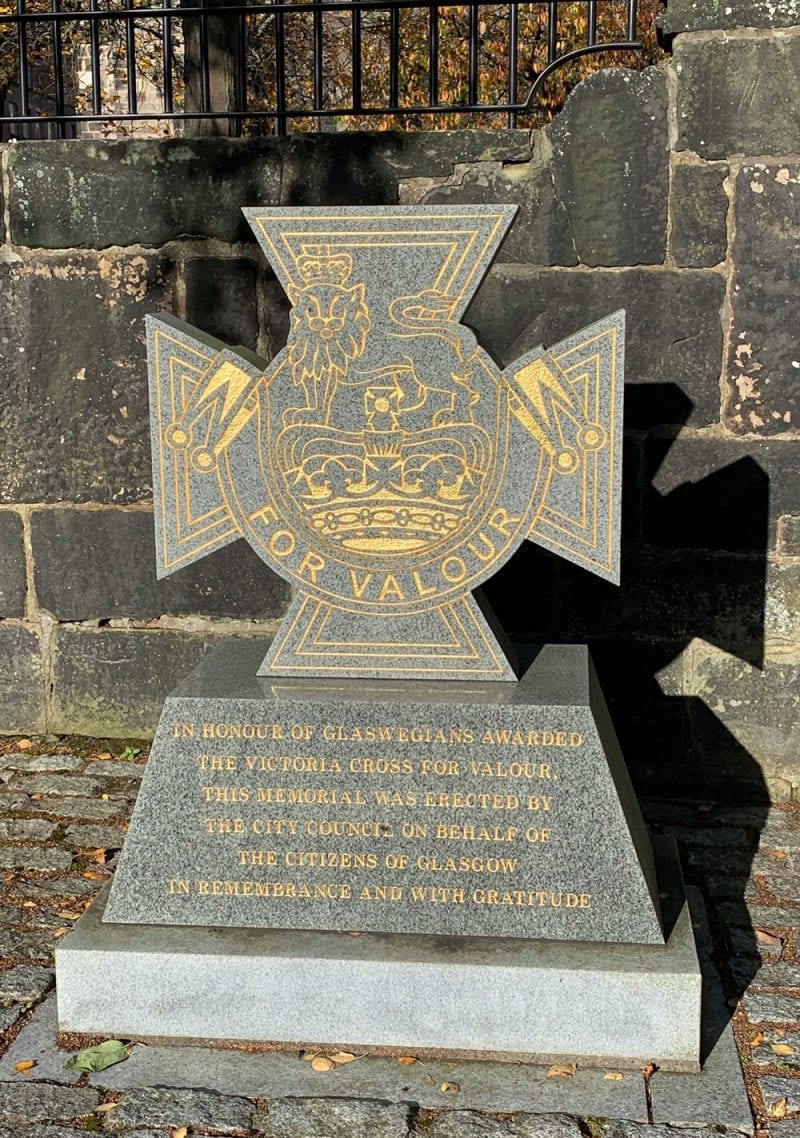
[484, 379, 770, 1064]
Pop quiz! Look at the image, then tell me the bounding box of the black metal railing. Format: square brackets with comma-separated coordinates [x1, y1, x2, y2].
[0, 0, 647, 138]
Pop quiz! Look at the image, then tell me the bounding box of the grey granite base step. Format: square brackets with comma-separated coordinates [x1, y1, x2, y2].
[56, 843, 701, 1072]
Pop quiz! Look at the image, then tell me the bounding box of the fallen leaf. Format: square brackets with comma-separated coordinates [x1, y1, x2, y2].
[171, 1128, 188, 1138]
[83, 871, 108, 881]
[642, 1063, 657, 1078]
[756, 929, 784, 947]
[95, 1103, 117, 1114]
[769, 1097, 788, 1120]
[17, 740, 32, 751]
[66, 1040, 128, 1073]
[439, 1082, 460, 1094]
[52, 928, 68, 938]
[96, 753, 112, 761]
[697, 802, 714, 812]
[751, 1031, 764, 1047]
[101, 793, 109, 801]
[604, 1072, 623, 1081]
[21, 901, 37, 908]
[57, 910, 81, 921]
[300, 1050, 317, 1061]
[311, 1056, 335, 1072]
[13, 1060, 35, 1074]
[330, 1051, 355, 1065]
[767, 850, 788, 861]
[88, 849, 107, 865]
[771, 1043, 796, 1057]
[546, 1063, 576, 1078]
[397, 1056, 417, 1066]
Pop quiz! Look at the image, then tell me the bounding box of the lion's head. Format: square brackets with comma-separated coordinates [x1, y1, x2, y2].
[286, 282, 371, 386]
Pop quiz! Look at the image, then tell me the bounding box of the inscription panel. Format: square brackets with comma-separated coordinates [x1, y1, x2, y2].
[104, 650, 663, 944]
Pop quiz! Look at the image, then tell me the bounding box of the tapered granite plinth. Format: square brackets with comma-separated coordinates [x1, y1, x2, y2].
[57, 836, 700, 1070]
[102, 641, 664, 944]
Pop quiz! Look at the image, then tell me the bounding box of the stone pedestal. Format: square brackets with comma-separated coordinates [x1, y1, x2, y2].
[57, 855, 700, 1070]
[56, 641, 702, 1068]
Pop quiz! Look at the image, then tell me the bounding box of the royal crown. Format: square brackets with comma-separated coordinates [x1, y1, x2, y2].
[296, 245, 353, 287]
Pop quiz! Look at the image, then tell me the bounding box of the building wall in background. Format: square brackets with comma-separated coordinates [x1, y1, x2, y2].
[1, 2, 798, 802]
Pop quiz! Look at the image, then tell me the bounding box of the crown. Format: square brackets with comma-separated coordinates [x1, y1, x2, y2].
[296, 245, 353, 287]
[305, 493, 471, 555]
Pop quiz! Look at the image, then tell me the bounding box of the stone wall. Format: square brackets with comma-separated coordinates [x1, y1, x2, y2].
[1, 1, 799, 802]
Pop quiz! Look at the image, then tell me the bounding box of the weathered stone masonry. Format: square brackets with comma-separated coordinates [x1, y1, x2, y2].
[1, 0, 799, 803]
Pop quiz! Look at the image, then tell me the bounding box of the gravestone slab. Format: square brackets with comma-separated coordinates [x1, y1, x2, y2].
[103, 641, 662, 944]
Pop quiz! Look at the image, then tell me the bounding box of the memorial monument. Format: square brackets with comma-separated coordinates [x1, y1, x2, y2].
[56, 206, 702, 1069]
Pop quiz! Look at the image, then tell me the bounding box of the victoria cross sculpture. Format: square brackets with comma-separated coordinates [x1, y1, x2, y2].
[148, 206, 623, 679]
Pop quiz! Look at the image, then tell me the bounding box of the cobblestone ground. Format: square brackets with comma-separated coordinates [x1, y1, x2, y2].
[0, 741, 798, 1136]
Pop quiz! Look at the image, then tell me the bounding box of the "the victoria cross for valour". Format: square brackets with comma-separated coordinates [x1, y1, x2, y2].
[147, 206, 623, 680]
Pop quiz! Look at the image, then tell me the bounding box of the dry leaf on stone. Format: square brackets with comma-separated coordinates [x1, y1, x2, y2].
[756, 929, 784, 947]
[95, 1104, 117, 1114]
[439, 1082, 460, 1094]
[751, 1031, 765, 1047]
[300, 1051, 317, 1061]
[171, 1127, 188, 1138]
[771, 1043, 796, 1056]
[397, 1056, 417, 1066]
[101, 793, 109, 801]
[88, 849, 107, 865]
[57, 911, 81, 921]
[603, 1072, 623, 1081]
[311, 1056, 335, 1072]
[768, 850, 787, 861]
[13, 1061, 35, 1074]
[83, 871, 108, 881]
[97, 753, 112, 761]
[330, 1051, 355, 1065]
[546, 1064, 576, 1078]
[17, 740, 32, 751]
[769, 1098, 788, 1120]
[52, 928, 68, 938]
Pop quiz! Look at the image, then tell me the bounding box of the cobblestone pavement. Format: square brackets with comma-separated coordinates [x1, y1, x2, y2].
[0, 743, 798, 1136]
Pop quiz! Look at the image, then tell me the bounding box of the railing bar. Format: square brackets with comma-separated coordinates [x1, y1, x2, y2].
[351, 2, 361, 112]
[199, 5, 211, 112]
[88, 0, 102, 114]
[468, 0, 478, 106]
[507, 0, 517, 127]
[51, 0, 66, 122]
[162, 0, 174, 112]
[389, 5, 399, 107]
[274, 5, 287, 132]
[586, 0, 596, 45]
[16, 0, 29, 117]
[236, 8, 247, 110]
[0, 2, 644, 22]
[428, 1, 437, 106]
[547, 0, 557, 65]
[125, 0, 138, 115]
[313, 0, 323, 120]
[627, 0, 637, 41]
